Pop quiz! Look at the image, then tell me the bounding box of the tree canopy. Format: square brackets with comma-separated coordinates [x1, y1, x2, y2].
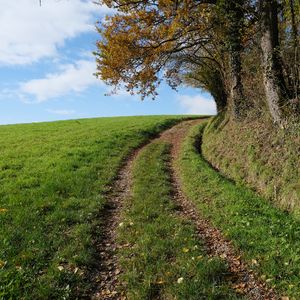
[95, 0, 300, 124]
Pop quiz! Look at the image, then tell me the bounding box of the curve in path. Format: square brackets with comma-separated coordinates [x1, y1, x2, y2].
[92, 119, 277, 300]
[159, 120, 277, 300]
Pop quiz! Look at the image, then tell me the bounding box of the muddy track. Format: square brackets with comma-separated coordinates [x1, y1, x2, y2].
[92, 119, 277, 300]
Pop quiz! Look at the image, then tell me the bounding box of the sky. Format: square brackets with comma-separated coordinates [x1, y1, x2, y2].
[0, 0, 216, 125]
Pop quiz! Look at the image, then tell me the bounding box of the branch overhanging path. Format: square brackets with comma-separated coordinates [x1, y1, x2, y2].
[91, 119, 277, 300]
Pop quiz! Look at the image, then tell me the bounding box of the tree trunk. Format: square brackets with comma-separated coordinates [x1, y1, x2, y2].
[289, 0, 298, 51]
[225, 0, 246, 120]
[229, 51, 245, 119]
[210, 86, 227, 114]
[211, 70, 228, 113]
[259, 0, 288, 123]
[213, 88, 227, 113]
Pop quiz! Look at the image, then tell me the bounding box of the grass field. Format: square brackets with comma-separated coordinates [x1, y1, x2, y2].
[178, 123, 300, 298]
[118, 141, 241, 299]
[0, 116, 185, 299]
[2, 116, 299, 299]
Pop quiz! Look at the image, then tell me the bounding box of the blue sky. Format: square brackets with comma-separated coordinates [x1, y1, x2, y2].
[0, 0, 216, 125]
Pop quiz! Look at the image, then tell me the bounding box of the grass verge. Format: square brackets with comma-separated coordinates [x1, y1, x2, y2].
[202, 115, 300, 213]
[118, 141, 241, 299]
[0, 116, 186, 299]
[178, 123, 300, 298]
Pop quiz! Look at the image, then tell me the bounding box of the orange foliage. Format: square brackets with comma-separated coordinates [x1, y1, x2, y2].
[95, 1, 215, 99]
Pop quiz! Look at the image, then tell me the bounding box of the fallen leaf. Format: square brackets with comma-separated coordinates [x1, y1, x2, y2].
[0, 260, 6, 268]
[177, 277, 184, 284]
[157, 279, 165, 284]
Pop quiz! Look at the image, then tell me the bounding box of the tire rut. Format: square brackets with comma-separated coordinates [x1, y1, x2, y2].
[91, 147, 137, 300]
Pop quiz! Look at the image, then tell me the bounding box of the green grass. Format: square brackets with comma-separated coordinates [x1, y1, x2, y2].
[118, 141, 241, 299]
[202, 115, 300, 213]
[178, 123, 300, 298]
[0, 116, 187, 299]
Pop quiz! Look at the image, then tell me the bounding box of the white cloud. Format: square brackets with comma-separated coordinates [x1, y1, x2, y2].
[0, 0, 110, 65]
[46, 109, 75, 115]
[19, 59, 100, 102]
[177, 94, 217, 115]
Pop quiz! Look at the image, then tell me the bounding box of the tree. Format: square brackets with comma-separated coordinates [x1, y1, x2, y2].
[96, 1, 215, 96]
[259, 0, 292, 123]
[95, 0, 250, 119]
[220, 0, 247, 119]
[95, 0, 299, 123]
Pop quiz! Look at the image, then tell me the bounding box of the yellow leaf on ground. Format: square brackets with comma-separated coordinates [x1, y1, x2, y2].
[177, 277, 184, 284]
[0, 260, 6, 268]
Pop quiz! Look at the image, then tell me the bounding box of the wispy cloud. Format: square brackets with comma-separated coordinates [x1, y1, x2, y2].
[19, 59, 101, 102]
[0, 0, 111, 66]
[177, 94, 216, 115]
[46, 109, 76, 115]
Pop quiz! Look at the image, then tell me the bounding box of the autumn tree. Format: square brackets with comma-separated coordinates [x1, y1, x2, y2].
[95, 0, 299, 123]
[95, 0, 252, 119]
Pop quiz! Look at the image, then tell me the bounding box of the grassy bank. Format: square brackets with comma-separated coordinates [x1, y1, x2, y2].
[202, 115, 300, 213]
[0, 116, 185, 299]
[118, 141, 241, 299]
[178, 123, 300, 298]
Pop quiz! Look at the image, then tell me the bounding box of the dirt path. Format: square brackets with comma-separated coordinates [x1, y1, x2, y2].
[91, 149, 139, 300]
[159, 120, 277, 300]
[92, 119, 277, 300]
